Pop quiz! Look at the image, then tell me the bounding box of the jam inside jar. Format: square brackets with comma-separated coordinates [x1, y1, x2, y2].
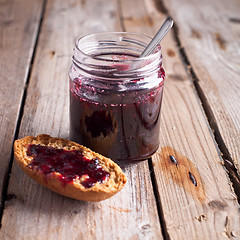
[69, 32, 165, 161]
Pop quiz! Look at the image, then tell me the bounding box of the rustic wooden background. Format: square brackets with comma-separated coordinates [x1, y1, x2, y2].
[0, 0, 239, 239]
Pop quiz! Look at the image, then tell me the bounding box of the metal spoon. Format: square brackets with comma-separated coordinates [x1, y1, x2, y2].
[140, 17, 174, 57]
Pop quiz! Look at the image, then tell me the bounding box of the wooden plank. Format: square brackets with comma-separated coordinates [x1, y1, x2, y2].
[0, 0, 44, 206]
[120, 0, 240, 238]
[163, 0, 240, 176]
[0, 0, 163, 239]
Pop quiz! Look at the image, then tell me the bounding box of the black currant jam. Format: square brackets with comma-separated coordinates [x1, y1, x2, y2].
[27, 144, 110, 188]
[69, 32, 165, 161]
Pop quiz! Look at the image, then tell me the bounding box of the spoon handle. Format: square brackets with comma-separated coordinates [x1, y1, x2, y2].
[140, 17, 174, 57]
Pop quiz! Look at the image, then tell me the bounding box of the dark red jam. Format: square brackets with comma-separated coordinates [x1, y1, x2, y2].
[69, 67, 165, 161]
[26, 144, 110, 188]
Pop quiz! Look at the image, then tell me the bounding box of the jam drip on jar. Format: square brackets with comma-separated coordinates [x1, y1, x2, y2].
[26, 144, 110, 188]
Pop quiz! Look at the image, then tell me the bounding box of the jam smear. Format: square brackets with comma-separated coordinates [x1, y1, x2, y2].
[26, 144, 110, 188]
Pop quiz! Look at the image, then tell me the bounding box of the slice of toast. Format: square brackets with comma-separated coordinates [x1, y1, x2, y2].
[14, 134, 127, 202]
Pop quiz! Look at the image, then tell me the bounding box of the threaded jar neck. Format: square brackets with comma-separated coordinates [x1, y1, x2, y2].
[72, 32, 163, 81]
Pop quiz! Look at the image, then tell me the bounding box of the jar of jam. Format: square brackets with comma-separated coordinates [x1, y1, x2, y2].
[69, 32, 165, 161]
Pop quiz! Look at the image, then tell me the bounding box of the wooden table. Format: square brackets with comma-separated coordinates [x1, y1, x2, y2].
[0, 0, 239, 239]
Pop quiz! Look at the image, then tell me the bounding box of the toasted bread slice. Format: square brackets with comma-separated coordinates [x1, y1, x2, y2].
[14, 134, 127, 202]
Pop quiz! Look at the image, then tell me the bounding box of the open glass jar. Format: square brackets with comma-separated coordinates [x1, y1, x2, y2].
[69, 32, 165, 161]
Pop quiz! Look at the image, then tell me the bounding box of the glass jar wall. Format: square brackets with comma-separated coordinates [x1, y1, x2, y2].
[69, 32, 165, 161]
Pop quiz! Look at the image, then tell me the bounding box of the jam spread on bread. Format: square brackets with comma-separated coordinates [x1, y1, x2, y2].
[26, 144, 110, 188]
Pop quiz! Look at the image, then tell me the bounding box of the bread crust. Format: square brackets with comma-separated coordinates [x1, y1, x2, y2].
[14, 134, 127, 202]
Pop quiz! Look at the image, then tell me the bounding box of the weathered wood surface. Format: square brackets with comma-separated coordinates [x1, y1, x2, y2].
[0, 0, 43, 206]
[163, 0, 240, 176]
[121, 0, 240, 238]
[0, 0, 163, 239]
[0, 0, 239, 239]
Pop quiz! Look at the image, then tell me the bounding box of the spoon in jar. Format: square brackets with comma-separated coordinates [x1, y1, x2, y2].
[113, 17, 173, 76]
[140, 17, 174, 57]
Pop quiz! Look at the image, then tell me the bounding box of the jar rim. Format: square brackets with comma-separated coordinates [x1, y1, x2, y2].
[75, 32, 161, 61]
[73, 32, 162, 80]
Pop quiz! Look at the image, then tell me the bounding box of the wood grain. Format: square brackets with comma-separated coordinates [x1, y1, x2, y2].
[163, 0, 240, 176]
[121, 0, 240, 238]
[0, 0, 163, 239]
[0, 0, 44, 207]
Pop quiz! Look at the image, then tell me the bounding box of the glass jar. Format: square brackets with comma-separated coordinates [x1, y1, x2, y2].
[69, 32, 165, 161]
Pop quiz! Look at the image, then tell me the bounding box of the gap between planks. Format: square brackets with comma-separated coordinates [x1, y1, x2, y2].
[154, 0, 240, 204]
[117, 0, 172, 238]
[117, 0, 126, 32]
[148, 158, 171, 240]
[0, 0, 47, 228]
